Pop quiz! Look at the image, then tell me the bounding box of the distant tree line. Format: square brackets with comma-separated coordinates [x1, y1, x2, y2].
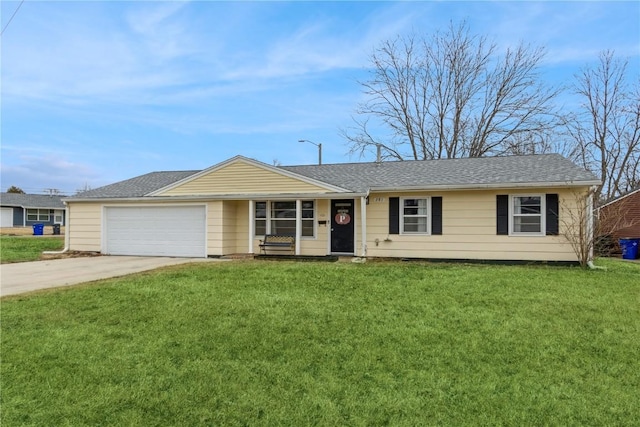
[6, 186, 25, 194]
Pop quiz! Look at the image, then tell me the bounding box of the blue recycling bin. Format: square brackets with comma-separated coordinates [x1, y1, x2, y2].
[619, 238, 639, 260]
[32, 223, 44, 236]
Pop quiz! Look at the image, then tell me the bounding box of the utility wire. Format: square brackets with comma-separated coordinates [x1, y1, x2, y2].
[1, 0, 26, 37]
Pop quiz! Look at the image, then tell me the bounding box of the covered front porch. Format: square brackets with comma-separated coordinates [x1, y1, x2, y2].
[239, 195, 369, 257]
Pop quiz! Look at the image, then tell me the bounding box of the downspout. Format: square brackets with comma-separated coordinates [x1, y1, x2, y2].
[360, 191, 369, 257]
[248, 200, 255, 254]
[43, 202, 70, 254]
[295, 199, 302, 256]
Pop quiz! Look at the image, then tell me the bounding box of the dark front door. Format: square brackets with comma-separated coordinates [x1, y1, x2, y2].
[331, 199, 354, 254]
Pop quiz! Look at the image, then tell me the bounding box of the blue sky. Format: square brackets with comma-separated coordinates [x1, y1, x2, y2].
[1, 1, 638, 195]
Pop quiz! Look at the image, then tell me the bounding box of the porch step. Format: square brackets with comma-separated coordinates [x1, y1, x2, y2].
[255, 255, 339, 262]
[219, 253, 255, 260]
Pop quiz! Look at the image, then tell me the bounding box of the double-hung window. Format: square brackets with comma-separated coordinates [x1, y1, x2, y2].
[255, 202, 267, 236]
[301, 201, 315, 237]
[270, 201, 297, 235]
[27, 209, 50, 222]
[511, 195, 544, 235]
[254, 200, 315, 237]
[401, 197, 430, 234]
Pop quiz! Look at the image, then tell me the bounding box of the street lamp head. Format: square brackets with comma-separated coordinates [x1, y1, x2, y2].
[299, 139, 319, 147]
[299, 139, 323, 164]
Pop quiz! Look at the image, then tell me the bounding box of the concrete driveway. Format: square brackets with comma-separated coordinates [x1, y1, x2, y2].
[0, 256, 218, 297]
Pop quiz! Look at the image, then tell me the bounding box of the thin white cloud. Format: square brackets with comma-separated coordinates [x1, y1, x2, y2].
[486, 1, 639, 65]
[2, 2, 198, 104]
[0, 155, 102, 194]
[3, 1, 425, 109]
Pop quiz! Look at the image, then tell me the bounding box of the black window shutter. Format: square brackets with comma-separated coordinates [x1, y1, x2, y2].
[389, 197, 400, 234]
[546, 193, 559, 235]
[496, 195, 509, 235]
[431, 196, 442, 235]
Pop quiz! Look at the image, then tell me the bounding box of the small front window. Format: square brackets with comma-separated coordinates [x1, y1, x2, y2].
[511, 195, 543, 235]
[401, 198, 430, 234]
[27, 209, 50, 222]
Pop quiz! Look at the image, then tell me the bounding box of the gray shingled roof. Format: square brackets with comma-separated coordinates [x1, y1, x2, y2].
[281, 153, 599, 192]
[66, 154, 598, 200]
[0, 193, 65, 208]
[72, 171, 199, 198]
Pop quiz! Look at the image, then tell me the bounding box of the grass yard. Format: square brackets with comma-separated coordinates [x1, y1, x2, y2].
[0, 235, 65, 263]
[2, 259, 639, 426]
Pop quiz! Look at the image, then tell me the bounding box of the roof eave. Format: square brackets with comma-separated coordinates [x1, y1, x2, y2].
[64, 192, 368, 203]
[599, 187, 640, 208]
[1, 204, 65, 209]
[369, 180, 602, 192]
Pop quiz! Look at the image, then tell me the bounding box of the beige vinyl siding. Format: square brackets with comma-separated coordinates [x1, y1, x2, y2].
[159, 161, 331, 196]
[205, 200, 245, 256]
[300, 199, 330, 256]
[206, 201, 223, 256]
[226, 200, 244, 254]
[364, 188, 584, 262]
[67, 202, 102, 252]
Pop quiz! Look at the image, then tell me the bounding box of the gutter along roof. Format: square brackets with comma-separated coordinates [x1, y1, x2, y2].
[65, 154, 600, 201]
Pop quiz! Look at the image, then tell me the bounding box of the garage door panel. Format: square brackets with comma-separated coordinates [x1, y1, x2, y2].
[1, 208, 13, 227]
[105, 206, 206, 257]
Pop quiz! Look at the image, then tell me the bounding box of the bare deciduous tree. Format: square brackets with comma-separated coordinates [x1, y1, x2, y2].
[561, 188, 640, 267]
[560, 189, 595, 268]
[563, 50, 640, 200]
[342, 21, 560, 161]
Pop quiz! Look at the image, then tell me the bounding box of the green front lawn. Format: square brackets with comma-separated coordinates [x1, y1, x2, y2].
[2, 260, 639, 425]
[0, 235, 65, 263]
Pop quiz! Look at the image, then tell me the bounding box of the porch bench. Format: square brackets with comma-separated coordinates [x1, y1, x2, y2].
[259, 234, 295, 254]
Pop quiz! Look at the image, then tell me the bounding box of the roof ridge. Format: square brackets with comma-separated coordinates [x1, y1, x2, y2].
[280, 153, 561, 168]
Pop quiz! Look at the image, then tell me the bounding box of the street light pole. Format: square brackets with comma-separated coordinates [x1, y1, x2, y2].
[298, 139, 322, 165]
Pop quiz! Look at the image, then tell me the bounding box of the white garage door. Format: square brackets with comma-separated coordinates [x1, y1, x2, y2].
[1, 208, 13, 227]
[105, 206, 206, 257]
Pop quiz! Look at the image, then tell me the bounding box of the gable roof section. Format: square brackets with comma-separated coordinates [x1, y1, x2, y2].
[70, 171, 199, 199]
[0, 193, 65, 209]
[65, 153, 600, 201]
[599, 187, 640, 209]
[149, 156, 350, 196]
[282, 154, 600, 192]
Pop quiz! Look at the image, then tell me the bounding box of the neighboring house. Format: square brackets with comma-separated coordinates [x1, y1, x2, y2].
[598, 187, 640, 242]
[0, 193, 66, 227]
[63, 154, 599, 263]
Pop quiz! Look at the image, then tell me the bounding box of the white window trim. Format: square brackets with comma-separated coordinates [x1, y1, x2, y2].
[400, 196, 431, 235]
[254, 200, 316, 239]
[54, 210, 64, 224]
[27, 208, 50, 222]
[509, 194, 545, 237]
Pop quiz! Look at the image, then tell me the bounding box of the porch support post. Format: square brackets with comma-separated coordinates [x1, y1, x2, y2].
[587, 188, 595, 262]
[64, 203, 70, 250]
[360, 196, 367, 257]
[248, 200, 255, 254]
[295, 199, 302, 255]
